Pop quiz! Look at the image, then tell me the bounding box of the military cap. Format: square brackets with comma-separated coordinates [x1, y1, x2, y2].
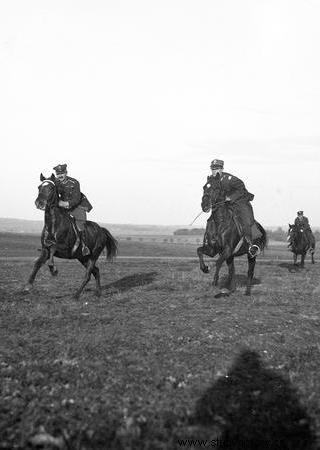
[210, 159, 224, 169]
[53, 164, 67, 174]
[297, 211, 304, 215]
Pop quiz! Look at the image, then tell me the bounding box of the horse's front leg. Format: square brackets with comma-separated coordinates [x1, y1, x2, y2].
[300, 253, 306, 268]
[197, 246, 209, 273]
[293, 253, 298, 266]
[23, 248, 49, 292]
[245, 254, 256, 296]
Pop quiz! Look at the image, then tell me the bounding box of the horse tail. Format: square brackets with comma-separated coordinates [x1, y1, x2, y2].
[102, 228, 118, 260]
[255, 222, 268, 251]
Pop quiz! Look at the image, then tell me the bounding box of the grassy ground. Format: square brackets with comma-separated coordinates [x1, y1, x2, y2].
[0, 235, 319, 449]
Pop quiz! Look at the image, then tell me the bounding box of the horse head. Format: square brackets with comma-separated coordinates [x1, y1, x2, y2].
[35, 173, 58, 210]
[201, 177, 224, 213]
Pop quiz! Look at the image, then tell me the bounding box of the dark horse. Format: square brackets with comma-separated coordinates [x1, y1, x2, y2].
[24, 174, 118, 299]
[197, 181, 267, 296]
[287, 224, 315, 267]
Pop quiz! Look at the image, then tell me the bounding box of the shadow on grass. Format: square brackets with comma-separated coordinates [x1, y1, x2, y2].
[219, 274, 261, 288]
[101, 271, 158, 294]
[191, 349, 316, 449]
[278, 262, 304, 272]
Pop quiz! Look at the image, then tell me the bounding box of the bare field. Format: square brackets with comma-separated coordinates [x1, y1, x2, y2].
[0, 234, 320, 449]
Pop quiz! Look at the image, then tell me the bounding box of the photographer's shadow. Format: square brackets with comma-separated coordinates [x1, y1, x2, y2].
[191, 350, 316, 449]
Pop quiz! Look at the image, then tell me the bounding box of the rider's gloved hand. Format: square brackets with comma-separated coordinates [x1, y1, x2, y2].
[58, 200, 69, 208]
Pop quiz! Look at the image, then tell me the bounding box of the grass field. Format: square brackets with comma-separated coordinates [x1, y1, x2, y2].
[0, 233, 320, 449]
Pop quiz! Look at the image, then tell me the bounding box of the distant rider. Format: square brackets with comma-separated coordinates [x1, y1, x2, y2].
[203, 159, 260, 258]
[293, 211, 315, 248]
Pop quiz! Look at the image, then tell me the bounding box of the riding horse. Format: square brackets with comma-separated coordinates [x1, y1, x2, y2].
[24, 174, 118, 299]
[287, 224, 315, 267]
[197, 179, 267, 296]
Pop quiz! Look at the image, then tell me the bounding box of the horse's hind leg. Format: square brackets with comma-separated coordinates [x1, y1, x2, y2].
[74, 258, 96, 300]
[47, 248, 58, 276]
[79, 258, 101, 297]
[91, 265, 101, 297]
[226, 256, 236, 292]
[245, 255, 256, 296]
[213, 253, 225, 287]
[311, 250, 315, 264]
[23, 248, 49, 292]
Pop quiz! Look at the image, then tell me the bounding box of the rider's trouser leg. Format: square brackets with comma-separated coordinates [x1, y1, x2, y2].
[70, 207, 90, 256]
[233, 201, 259, 256]
[233, 201, 254, 242]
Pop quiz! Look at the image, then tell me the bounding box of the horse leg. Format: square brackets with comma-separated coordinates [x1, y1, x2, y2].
[226, 255, 236, 293]
[73, 258, 96, 300]
[293, 253, 298, 266]
[301, 253, 305, 268]
[23, 248, 49, 292]
[47, 247, 58, 276]
[197, 246, 209, 273]
[213, 253, 226, 287]
[311, 249, 315, 264]
[245, 254, 256, 296]
[79, 259, 101, 297]
[92, 265, 101, 297]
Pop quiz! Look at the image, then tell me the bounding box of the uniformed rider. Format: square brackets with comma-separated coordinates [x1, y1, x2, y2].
[204, 159, 260, 258]
[293, 211, 315, 248]
[53, 164, 92, 256]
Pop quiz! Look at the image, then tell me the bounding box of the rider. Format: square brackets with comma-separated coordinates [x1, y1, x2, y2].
[293, 211, 315, 248]
[53, 164, 92, 256]
[204, 159, 260, 257]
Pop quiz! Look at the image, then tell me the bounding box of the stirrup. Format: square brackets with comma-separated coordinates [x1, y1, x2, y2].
[82, 243, 90, 256]
[248, 244, 260, 258]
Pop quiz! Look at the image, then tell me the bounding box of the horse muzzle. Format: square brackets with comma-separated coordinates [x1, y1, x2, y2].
[35, 199, 46, 210]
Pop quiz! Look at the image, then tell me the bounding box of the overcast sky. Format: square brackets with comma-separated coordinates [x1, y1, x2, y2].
[1, 0, 320, 227]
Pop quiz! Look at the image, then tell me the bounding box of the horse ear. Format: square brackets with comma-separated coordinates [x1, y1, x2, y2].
[50, 173, 55, 181]
[40, 173, 45, 181]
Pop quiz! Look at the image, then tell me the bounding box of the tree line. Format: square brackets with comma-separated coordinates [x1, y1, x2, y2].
[174, 227, 320, 242]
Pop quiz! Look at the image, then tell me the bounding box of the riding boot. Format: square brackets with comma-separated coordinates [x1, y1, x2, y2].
[81, 230, 90, 256]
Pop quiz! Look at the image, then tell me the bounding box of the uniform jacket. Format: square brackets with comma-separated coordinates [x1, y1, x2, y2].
[56, 176, 92, 212]
[294, 216, 310, 229]
[206, 172, 254, 203]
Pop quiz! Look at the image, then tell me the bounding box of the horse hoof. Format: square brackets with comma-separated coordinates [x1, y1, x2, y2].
[214, 288, 230, 298]
[52, 270, 58, 277]
[22, 284, 33, 293]
[95, 291, 102, 298]
[201, 266, 209, 274]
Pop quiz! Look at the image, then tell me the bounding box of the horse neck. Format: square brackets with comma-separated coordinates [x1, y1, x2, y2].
[213, 203, 231, 226]
[292, 229, 308, 250]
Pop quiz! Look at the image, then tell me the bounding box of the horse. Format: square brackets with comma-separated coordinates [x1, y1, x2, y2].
[197, 180, 267, 296]
[287, 224, 315, 267]
[24, 174, 118, 299]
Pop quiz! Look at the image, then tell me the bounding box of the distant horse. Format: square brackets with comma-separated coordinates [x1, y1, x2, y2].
[24, 174, 118, 299]
[287, 224, 315, 267]
[197, 180, 267, 296]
